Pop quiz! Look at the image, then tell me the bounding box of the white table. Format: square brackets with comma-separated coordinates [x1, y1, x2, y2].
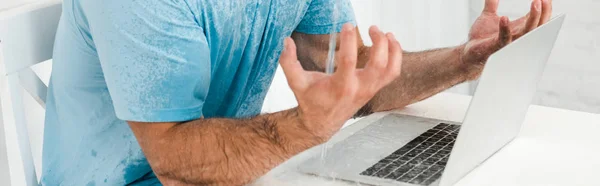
[254, 92, 600, 186]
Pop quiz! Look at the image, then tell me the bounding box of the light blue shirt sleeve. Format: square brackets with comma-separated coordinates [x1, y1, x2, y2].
[295, 0, 357, 34]
[90, 0, 210, 122]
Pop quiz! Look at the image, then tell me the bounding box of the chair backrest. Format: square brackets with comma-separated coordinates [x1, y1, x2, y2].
[0, 1, 61, 185]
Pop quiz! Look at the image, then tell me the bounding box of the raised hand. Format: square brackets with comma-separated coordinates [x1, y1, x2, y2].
[462, 0, 553, 79]
[279, 24, 403, 140]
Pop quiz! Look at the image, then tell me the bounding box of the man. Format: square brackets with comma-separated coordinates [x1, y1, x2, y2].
[42, 0, 552, 185]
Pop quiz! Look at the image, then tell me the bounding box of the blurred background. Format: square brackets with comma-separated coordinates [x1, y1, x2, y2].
[263, 0, 600, 115]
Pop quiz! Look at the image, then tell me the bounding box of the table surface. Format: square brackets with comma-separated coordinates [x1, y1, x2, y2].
[253, 92, 600, 186]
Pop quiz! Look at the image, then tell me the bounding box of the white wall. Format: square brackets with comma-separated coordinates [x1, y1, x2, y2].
[469, 0, 600, 113]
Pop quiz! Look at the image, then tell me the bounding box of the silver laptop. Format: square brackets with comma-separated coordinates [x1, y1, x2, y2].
[298, 14, 566, 186]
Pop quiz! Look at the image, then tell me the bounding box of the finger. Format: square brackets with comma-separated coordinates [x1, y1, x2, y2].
[279, 38, 307, 90]
[497, 16, 513, 49]
[483, 0, 499, 14]
[539, 0, 552, 25]
[334, 24, 358, 81]
[365, 26, 388, 75]
[385, 33, 403, 82]
[524, 0, 542, 32]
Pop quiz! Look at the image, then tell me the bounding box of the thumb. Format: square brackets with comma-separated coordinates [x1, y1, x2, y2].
[279, 38, 307, 91]
[496, 16, 513, 50]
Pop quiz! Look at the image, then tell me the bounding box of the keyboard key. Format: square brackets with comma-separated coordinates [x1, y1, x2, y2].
[440, 137, 455, 143]
[416, 144, 430, 150]
[432, 152, 447, 160]
[449, 124, 461, 131]
[378, 158, 393, 164]
[422, 141, 436, 146]
[408, 156, 426, 165]
[422, 172, 444, 185]
[435, 140, 450, 146]
[386, 153, 402, 160]
[428, 165, 445, 173]
[360, 168, 376, 176]
[436, 156, 450, 166]
[405, 139, 425, 148]
[360, 162, 388, 176]
[424, 148, 439, 154]
[392, 147, 411, 156]
[396, 174, 414, 183]
[385, 164, 413, 180]
[389, 160, 407, 168]
[427, 135, 443, 141]
[408, 166, 427, 176]
[374, 167, 394, 178]
[412, 135, 428, 142]
[409, 174, 431, 185]
[430, 145, 446, 151]
[433, 123, 449, 130]
[384, 169, 405, 180]
[422, 157, 438, 166]
[439, 154, 451, 162]
[436, 160, 449, 166]
[406, 150, 420, 158]
[401, 167, 424, 180]
[398, 155, 412, 162]
[409, 148, 425, 155]
[423, 128, 438, 135]
[395, 164, 414, 174]
[433, 132, 448, 140]
[443, 145, 454, 151]
[421, 167, 441, 177]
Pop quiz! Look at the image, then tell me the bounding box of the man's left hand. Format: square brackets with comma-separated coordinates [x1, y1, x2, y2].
[461, 0, 553, 79]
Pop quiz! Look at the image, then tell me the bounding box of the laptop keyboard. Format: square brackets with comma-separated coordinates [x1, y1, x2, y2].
[360, 123, 461, 185]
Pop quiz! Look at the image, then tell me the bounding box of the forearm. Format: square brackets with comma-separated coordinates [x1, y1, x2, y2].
[358, 46, 470, 115]
[131, 108, 320, 185]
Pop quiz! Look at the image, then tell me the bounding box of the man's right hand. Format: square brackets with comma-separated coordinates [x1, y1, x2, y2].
[280, 24, 403, 141]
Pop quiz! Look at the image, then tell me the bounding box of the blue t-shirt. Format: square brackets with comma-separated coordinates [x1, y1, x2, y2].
[42, 0, 355, 185]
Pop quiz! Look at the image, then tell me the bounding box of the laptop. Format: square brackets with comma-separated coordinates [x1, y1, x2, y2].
[297, 14, 566, 186]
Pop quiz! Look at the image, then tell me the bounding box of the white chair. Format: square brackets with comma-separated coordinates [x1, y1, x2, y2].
[0, 1, 61, 185]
